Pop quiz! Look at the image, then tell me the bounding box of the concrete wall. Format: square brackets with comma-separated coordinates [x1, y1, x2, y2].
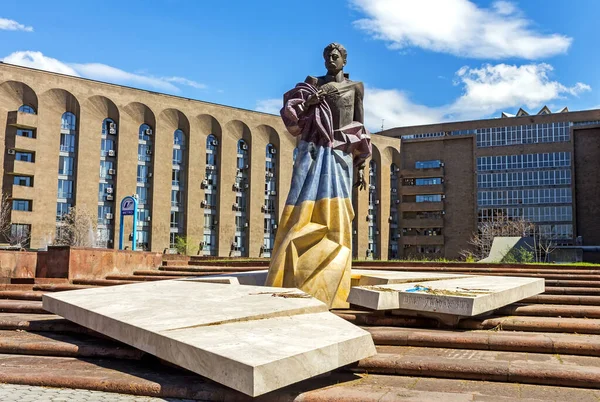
[0, 250, 37, 278]
[36, 246, 162, 280]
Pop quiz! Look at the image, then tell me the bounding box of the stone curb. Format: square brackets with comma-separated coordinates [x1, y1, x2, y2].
[0, 330, 144, 360]
[366, 327, 600, 356]
[495, 303, 600, 318]
[0, 300, 47, 314]
[523, 295, 600, 305]
[0, 291, 44, 301]
[351, 353, 600, 389]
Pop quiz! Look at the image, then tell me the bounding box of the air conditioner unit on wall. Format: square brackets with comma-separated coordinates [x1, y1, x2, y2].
[106, 187, 113, 194]
[211, 140, 218, 146]
[108, 168, 116, 175]
[105, 213, 113, 220]
[106, 195, 114, 201]
[145, 128, 153, 135]
[270, 148, 276, 154]
[7, 149, 15, 155]
[108, 150, 116, 157]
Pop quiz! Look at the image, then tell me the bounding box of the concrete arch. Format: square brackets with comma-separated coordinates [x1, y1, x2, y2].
[196, 114, 223, 141]
[224, 119, 252, 144]
[159, 108, 190, 134]
[39, 88, 80, 116]
[84, 95, 119, 122]
[0, 81, 38, 111]
[254, 124, 281, 149]
[122, 102, 155, 127]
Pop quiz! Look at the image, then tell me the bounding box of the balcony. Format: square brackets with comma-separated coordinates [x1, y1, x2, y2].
[401, 235, 445, 246]
[11, 185, 35, 200]
[14, 135, 37, 152]
[12, 161, 36, 176]
[401, 218, 444, 228]
[400, 201, 444, 212]
[401, 184, 444, 196]
[7, 111, 38, 129]
[401, 167, 443, 179]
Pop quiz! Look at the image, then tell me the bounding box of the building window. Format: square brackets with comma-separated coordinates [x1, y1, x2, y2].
[203, 134, 219, 256]
[415, 178, 442, 186]
[416, 194, 442, 202]
[136, 123, 153, 250]
[16, 129, 34, 138]
[15, 152, 34, 162]
[367, 160, 378, 259]
[13, 176, 33, 187]
[56, 112, 77, 226]
[12, 199, 31, 211]
[61, 112, 77, 131]
[10, 223, 31, 247]
[18, 105, 36, 114]
[415, 160, 442, 169]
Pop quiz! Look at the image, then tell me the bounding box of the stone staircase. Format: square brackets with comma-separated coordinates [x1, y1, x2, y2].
[1, 261, 600, 400]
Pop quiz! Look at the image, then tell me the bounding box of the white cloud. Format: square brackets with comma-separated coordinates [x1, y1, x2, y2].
[256, 98, 281, 115]
[363, 63, 591, 131]
[0, 18, 33, 32]
[351, 0, 572, 59]
[3, 51, 78, 75]
[2, 51, 206, 93]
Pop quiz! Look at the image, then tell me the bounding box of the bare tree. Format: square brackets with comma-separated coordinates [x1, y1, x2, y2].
[0, 192, 11, 242]
[460, 215, 534, 261]
[0, 192, 31, 249]
[54, 207, 97, 247]
[461, 214, 561, 263]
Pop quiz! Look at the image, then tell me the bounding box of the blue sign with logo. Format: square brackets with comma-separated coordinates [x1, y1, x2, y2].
[119, 195, 139, 250]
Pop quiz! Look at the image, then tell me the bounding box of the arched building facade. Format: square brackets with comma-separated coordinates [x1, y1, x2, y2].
[0, 63, 401, 257]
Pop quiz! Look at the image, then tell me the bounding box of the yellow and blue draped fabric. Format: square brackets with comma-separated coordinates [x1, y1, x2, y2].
[265, 81, 371, 309]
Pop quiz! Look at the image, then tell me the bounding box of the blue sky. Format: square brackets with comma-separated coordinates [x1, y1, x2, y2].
[1, 0, 598, 131]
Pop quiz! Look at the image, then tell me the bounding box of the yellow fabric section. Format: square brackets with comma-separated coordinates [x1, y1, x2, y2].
[266, 197, 354, 309]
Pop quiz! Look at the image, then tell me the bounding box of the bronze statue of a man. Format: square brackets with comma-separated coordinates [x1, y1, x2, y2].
[266, 43, 372, 308]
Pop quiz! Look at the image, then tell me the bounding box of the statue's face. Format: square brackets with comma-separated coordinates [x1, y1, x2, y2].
[324, 49, 345, 75]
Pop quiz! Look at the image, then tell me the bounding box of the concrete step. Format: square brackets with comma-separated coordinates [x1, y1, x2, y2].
[366, 327, 600, 356]
[545, 280, 600, 288]
[0, 300, 47, 314]
[339, 311, 600, 334]
[105, 275, 176, 282]
[459, 315, 600, 334]
[71, 279, 137, 286]
[495, 303, 600, 318]
[355, 263, 600, 271]
[0, 353, 241, 401]
[0, 284, 34, 292]
[0, 313, 90, 334]
[158, 266, 260, 273]
[0, 291, 44, 301]
[545, 287, 600, 295]
[33, 284, 94, 292]
[352, 346, 600, 389]
[133, 270, 199, 277]
[523, 294, 600, 305]
[10, 278, 69, 285]
[0, 330, 144, 360]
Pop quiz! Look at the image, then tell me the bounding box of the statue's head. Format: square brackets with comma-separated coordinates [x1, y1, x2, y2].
[323, 43, 347, 75]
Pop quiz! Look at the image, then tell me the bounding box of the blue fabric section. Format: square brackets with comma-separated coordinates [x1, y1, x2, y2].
[285, 140, 353, 206]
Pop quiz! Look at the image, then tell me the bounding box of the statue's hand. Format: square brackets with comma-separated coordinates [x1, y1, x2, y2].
[304, 90, 324, 107]
[353, 167, 366, 191]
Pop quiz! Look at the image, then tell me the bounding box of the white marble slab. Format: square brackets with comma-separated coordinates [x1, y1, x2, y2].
[347, 276, 544, 316]
[42, 280, 375, 397]
[351, 269, 471, 286]
[178, 276, 241, 284]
